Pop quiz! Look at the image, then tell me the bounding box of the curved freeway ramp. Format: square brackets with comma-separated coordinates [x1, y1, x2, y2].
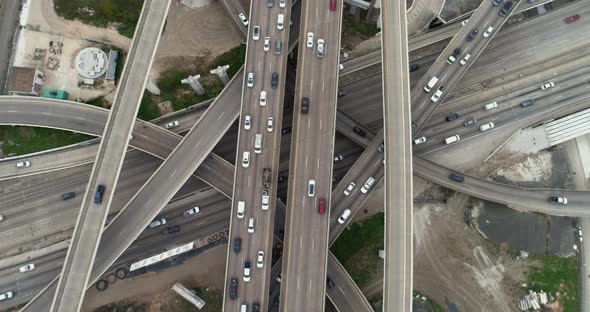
[0, 96, 589, 217]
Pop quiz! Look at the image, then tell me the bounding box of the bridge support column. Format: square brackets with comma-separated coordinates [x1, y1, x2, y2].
[210, 65, 230, 85]
[181, 74, 206, 95]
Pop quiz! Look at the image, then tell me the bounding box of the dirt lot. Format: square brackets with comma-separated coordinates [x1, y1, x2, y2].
[82, 245, 227, 311]
[412, 190, 531, 311]
[150, 1, 242, 80]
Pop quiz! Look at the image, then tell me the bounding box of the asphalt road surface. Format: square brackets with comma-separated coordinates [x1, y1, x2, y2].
[279, 0, 343, 310]
[380, 0, 413, 309]
[49, 1, 171, 311]
[222, 0, 292, 309]
[0, 0, 20, 94]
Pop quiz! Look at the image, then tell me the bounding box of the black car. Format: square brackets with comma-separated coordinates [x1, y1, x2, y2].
[409, 63, 420, 72]
[252, 303, 260, 312]
[466, 28, 478, 42]
[446, 113, 459, 122]
[233, 237, 241, 253]
[499, 1, 513, 16]
[301, 97, 309, 113]
[353, 126, 366, 137]
[281, 126, 292, 134]
[62, 192, 76, 200]
[327, 276, 336, 289]
[492, 0, 503, 5]
[94, 184, 106, 204]
[278, 175, 286, 182]
[520, 99, 534, 108]
[160, 225, 180, 236]
[338, 89, 347, 97]
[229, 278, 238, 300]
[464, 118, 478, 127]
[449, 173, 465, 183]
[412, 121, 417, 129]
[271, 72, 279, 89]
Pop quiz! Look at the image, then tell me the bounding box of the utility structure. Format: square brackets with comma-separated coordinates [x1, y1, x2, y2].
[181, 74, 206, 95]
[210, 65, 230, 85]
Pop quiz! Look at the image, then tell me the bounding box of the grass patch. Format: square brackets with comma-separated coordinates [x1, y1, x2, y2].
[527, 255, 578, 312]
[0, 126, 93, 156]
[94, 302, 147, 312]
[413, 290, 446, 312]
[342, 9, 380, 39]
[53, 0, 143, 38]
[85, 96, 108, 108]
[138, 44, 246, 120]
[330, 212, 384, 286]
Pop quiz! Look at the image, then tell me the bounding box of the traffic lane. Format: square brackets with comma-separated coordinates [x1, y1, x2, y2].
[413, 156, 590, 216]
[415, 76, 590, 153]
[219, 0, 248, 40]
[410, 0, 505, 126]
[224, 1, 289, 308]
[0, 152, 185, 256]
[325, 253, 373, 312]
[412, 1, 523, 129]
[279, 0, 335, 307]
[329, 152, 384, 243]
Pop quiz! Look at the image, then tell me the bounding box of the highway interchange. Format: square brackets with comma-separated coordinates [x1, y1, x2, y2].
[0, 0, 588, 310]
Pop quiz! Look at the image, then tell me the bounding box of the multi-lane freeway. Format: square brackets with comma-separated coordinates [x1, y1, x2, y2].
[222, 0, 292, 309]
[0, 0, 588, 310]
[279, 0, 343, 309]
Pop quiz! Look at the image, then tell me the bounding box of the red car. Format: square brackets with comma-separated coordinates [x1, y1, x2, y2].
[318, 197, 326, 214]
[565, 14, 579, 24]
[330, 0, 337, 11]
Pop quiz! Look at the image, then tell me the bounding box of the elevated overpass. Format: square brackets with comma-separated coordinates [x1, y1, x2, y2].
[49, 1, 171, 311]
[380, 0, 413, 309]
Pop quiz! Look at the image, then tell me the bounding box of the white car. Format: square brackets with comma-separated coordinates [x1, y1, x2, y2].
[238, 13, 249, 26]
[316, 39, 325, 57]
[413, 136, 427, 145]
[260, 91, 267, 106]
[430, 87, 444, 103]
[247, 72, 254, 88]
[243, 261, 252, 282]
[338, 209, 351, 224]
[262, 190, 270, 210]
[16, 161, 31, 168]
[252, 25, 261, 40]
[459, 53, 471, 65]
[484, 102, 498, 110]
[248, 217, 255, 233]
[483, 26, 494, 38]
[244, 115, 252, 130]
[256, 251, 265, 268]
[479, 122, 495, 132]
[541, 81, 555, 90]
[149, 218, 167, 228]
[267, 117, 274, 132]
[308, 179, 316, 197]
[279, 0, 286, 8]
[183, 207, 200, 217]
[263, 37, 270, 52]
[306, 32, 314, 48]
[242, 151, 250, 168]
[461, 19, 469, 26]
[344, 182, 356, 196]
[0, 291, 13, 301]
[165, 120, 179, 129]
[19, 263, 36, 273]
